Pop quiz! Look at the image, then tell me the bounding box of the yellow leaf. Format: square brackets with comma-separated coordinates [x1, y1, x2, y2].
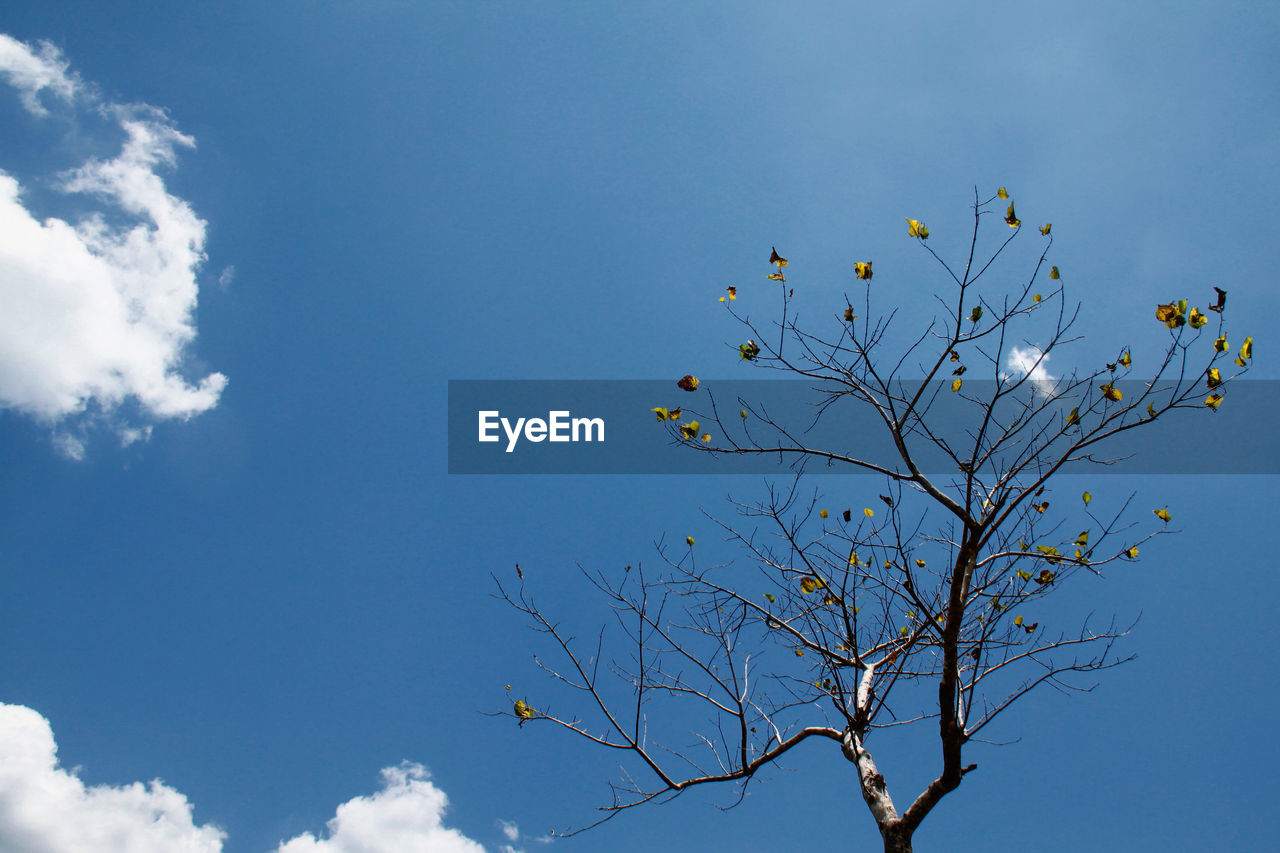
[915, 559, 926, 568]
[740, 340, 761, 361]
[514, 699, 535, 719]
[1101, 383, 1122, 402]
[800, 576, 826, 594]
[1215, 334, 1228, 352]
[651, 407, 670, 421]
[726, 286, 737, 300]
[1082, 491, 1092, 505]
[854, 261, 873, 280]
[1154, 507, 1171, 522]
[864, 507, 874, 517]
[769, 247, 788, 268]
[795, 649, 805, 657]
[1147, 402, 1158, 419]
[740, 409, 748, 418]
[687, 535, 696, 546]
[1049, 266, 1060, 280]
[905, 218, 929, 239]
[952, 377, 963, 392]
[1004, 202, 1020, 228]
[767, 271, 786, 282]
[1189, 308, 1207, 329]
[1205, 393, 1224, 410]
[678, 375, 699, 391]
[1206, 367, 1222, 389]
[1039, 223, 1052, 235]
[820, 509, 829, 519]
[1066, 407, 1080, 426]
[1033, 293, 1042, 302]
[701, 433, 711, 442]
[1125, 546, 1139, 559]
[1074, 530, 1090, 547]
[997, 187, 1009, 199]
[1240, 336, 1253, 360]
[1120, 350, 1131, 367]
[844, 307, 857, 321]
[679, 420, 701, 440]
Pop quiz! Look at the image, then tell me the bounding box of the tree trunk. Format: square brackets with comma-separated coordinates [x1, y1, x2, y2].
[881, 821, 912, 853]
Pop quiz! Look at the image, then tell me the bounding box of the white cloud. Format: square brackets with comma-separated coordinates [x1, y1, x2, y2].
[1004, 345, 1058, 395]
[275, 763, 486, 853]
[217, 265, 236, 290]
[499, 820, 520, 842]
[0, 33, 226, 454]
[0, 34, 78, 115]
[0, 702, 227, 853]
[0, 704, 495, 853]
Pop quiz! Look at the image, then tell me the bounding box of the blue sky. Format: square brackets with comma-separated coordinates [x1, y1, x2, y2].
[0, 2, 1277, 851]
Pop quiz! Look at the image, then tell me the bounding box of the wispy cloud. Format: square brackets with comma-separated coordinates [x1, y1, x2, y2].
[0, 703, 493, 853]
[1004, 345, 1058, 395]
[0, 34, 78, 114]
[0, 34, 226, 456]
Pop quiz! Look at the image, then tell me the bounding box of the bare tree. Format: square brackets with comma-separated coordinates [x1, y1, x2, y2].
[497, 189, 1251, 853]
